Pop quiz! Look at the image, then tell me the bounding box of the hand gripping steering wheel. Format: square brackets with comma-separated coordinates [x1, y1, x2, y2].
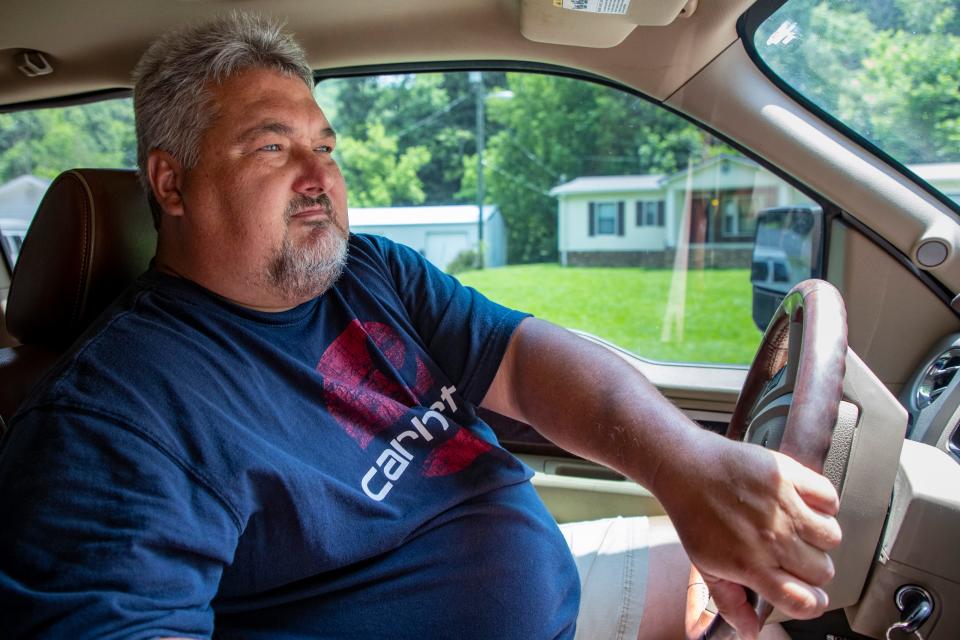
[687, 279, 848, 639]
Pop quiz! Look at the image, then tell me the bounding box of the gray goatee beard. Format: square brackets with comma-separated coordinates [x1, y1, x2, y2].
[266, 194, 349, 302]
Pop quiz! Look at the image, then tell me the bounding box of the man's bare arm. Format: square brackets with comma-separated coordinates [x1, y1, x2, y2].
[482, 317, 841, 639]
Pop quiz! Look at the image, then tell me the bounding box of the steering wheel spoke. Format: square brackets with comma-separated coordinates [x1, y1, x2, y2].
[744, 392, 791, 449]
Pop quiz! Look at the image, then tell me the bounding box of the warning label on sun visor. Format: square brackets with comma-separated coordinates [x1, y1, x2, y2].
[554, 0, 631, 15]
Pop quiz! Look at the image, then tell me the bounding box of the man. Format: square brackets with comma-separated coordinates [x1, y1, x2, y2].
[0, 13, 839, 640]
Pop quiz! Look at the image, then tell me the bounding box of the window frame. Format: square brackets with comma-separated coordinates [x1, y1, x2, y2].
[1, 61, 840, 367]
[0, 91, 137, 277]
[636, 200, 664, 227]
[595, 202, 618, 235]
[317, 61, 838, 367]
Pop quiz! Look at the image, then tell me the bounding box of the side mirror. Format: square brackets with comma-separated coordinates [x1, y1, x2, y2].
[751, 206, 823, 331]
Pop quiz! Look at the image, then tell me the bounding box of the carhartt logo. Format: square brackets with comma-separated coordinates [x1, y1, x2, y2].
[316, 320, 431, 448]
[316, 320, 492, 502]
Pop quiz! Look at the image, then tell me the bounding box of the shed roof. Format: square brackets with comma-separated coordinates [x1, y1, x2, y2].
[908, 163, 960, 182]
[349, 204, 497, 227]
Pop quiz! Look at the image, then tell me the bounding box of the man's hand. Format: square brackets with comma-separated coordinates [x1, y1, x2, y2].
[656, 432, 842, 639]
[484, 318, 842, 639]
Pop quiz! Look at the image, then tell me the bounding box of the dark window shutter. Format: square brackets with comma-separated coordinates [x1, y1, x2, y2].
[636, 201, 643, 226]
[657, 201, 665, 226]
[617, 201, 625, 236]
[588, 202, 595, 236]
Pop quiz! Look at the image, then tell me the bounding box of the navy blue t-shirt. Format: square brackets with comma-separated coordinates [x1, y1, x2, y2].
[0, 234, 579, 639]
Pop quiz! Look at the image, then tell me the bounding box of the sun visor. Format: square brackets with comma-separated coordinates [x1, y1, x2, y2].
[520, 0, 698, 48]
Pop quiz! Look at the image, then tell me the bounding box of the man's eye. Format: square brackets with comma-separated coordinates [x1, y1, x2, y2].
[316, 145, 333, 154]
[260, 143, 282, 152]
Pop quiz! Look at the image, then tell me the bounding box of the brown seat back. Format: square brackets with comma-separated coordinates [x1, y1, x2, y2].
[0, 169, 156, 424]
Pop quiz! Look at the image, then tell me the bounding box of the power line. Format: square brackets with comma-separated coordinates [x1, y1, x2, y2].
[483, 160, 552, 197]
[394, 94, 470, 139]
[498, 135, 562, 182]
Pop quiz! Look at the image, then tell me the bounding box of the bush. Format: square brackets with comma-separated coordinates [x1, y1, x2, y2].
[446, 248, 481, 275]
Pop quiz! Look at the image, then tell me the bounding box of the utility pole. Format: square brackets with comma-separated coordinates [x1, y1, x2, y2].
[470, 71, 485, 269]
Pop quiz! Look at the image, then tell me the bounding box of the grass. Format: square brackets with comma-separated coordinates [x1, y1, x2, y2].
[456, 264, 762, 365]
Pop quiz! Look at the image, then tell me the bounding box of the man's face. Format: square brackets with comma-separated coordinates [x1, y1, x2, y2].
[174, 67, 349, 309]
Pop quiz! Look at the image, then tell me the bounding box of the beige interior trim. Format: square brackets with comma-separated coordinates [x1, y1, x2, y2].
[846, 440, 960, 639]
[0, 0, 752, 106]
[520, 452, 665, 523]
[575, 331, 745, 412]
[0, 258, 12, 347]
[828, 222, 959, 394]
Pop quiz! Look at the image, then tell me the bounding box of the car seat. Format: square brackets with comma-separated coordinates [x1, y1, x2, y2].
[0, 169, 156, 429]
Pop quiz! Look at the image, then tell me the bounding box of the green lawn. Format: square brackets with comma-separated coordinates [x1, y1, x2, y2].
[456, 264, 762, 365]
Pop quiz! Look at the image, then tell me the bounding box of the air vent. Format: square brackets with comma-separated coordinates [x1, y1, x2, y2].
[918, 347, 960, 409]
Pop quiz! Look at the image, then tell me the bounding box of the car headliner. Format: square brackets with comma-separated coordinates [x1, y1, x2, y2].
[0, 0, 748, 108]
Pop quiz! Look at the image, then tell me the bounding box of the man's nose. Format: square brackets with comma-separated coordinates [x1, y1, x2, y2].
[292, 147, 336, 196]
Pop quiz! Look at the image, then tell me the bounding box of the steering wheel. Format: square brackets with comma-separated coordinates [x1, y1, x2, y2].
[686, 279, 848, 639]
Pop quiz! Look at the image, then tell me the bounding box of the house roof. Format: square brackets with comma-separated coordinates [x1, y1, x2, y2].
[549, 175, 663, 196]
[549, 160, 960, 198]
[660, 154, 760, 184]
[349, 204, 497, 227]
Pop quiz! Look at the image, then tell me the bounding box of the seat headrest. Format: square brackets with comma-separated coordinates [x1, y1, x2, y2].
[6, 169, 157, 348]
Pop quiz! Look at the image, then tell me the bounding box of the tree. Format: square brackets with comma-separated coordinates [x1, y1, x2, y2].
[337, 121, 431, 207]
[319, 71, 507, 207]
[0, 99, 135, 183]
[478, 73, 712, 264]
[759, 0, 960, 164]
[859, 19, 960, 162]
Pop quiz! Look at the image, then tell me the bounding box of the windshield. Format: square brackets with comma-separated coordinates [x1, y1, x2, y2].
[753, 0, 960, 206]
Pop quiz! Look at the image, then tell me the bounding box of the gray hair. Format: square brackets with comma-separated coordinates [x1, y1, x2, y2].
[132, 12, 314, 227]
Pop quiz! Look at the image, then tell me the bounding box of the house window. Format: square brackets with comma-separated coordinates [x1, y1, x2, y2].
[723, 199, 739, 235]
[692, 188, 776, 243]
[597, 203, 617, 234]
[589, 201, 624, 236]
[636, 201, 664, 226]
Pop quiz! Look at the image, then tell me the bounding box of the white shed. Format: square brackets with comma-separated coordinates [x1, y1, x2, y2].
[349, 204, 505, 272]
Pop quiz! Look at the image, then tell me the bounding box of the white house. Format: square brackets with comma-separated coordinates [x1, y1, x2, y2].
[349, 204, 505, 271]
[550, 157, 960, 267]
[0, 174, 51, 264]
[550, 156, 811, 267]
[912, 164, 960, 204]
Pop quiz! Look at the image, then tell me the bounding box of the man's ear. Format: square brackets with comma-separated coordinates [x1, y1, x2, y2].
[146, 150, 186, 217]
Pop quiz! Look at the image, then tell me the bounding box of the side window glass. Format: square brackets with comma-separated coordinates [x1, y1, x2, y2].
[317, 71, 823, 365]
[0, 98, 136, 270]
